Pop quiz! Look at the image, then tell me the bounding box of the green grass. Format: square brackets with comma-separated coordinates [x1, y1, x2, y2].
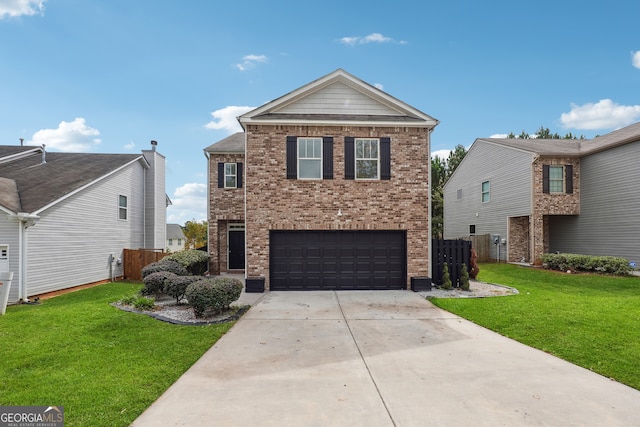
[0, 282, 233, 427]
[430, 263, 640, 390]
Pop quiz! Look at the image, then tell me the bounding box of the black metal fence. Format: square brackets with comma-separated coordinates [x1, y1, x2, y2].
[431, 239, 472, 287]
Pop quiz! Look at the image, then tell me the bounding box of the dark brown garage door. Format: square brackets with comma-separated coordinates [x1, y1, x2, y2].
[270, 230, 406, 290]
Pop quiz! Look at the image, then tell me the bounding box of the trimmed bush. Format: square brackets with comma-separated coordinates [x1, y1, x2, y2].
[141, 259, 188, 278]
[165, 250, 209, 275]
[541, 253, 631, 276]
[164, 275, 201, 304]
[185, 277, 243, 318]
[142, 271, 178, 296]
[460, 263, 470, 291]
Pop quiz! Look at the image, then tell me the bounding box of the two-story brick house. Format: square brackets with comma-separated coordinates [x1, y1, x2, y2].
[443, 121, 640, 264]
[205, 69, 438, 290]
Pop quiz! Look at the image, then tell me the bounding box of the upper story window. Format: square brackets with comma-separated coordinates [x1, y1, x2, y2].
[298, 138, 322, 179]
[225, 163, 237, 188]
[355, 138, 379, 180]
[286, 136, 333, 180]
[481, 181, 490, 203]
[543, 164, 573, 194]
[118, 195, 128, 220]
[217, 162, 243, 189]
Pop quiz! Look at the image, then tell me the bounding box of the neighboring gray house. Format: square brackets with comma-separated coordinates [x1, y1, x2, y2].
[0, 143, 167, 304]
[444, 121, 640, 265]
[166, 223, 186, 252]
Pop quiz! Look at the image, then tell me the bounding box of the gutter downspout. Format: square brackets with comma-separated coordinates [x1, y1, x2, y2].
[15, 213, 40, 302]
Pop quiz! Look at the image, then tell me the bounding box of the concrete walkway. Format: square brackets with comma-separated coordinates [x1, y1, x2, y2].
[132, 291, 640, 426]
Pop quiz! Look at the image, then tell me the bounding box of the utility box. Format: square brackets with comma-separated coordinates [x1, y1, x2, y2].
[411, 276, 432, 292]
[0, 271, 14, 315]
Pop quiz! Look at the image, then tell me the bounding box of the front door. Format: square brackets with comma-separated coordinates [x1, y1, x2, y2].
[228, 230, 245, 270]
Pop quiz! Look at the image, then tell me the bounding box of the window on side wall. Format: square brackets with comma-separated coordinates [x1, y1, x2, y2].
[225, 163, 237, 188]
[298, 137, 322, 179]
[543, 164, 573, 194]
[118, 195, 128, 220]
[481, 181, 490, 203]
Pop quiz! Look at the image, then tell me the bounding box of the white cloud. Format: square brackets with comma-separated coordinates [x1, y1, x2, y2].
[374, 83, 384, 91]
[204, 105, 255, 133]
[632, 51, 640, 69]
[489, 133, 509, 138]
[560, 99, 640, 130]
[28, 117, 102, 152]
[123, 141, 135, 150]
[236, 54, 267, 71]
[167, 183, 207, 224]
[431, 149, 452, 159]
[339, 32, 401, 46]
[0, 0, 46, 18]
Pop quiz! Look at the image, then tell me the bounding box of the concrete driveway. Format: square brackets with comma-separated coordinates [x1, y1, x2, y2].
[132, 291, 640, 426]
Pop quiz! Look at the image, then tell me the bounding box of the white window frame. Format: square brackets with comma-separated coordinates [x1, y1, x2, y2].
[481, 181, 490, 203]
[548, 165, 564, 193]
[118, 195, 128, 220]
[297, 137, 323, 180]
[224, 163, 237, 189]
[355, 138, 380, 180]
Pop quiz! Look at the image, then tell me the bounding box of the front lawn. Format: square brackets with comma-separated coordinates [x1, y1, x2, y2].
[0, 281, 233, 427]
[430, 263, 640, 390]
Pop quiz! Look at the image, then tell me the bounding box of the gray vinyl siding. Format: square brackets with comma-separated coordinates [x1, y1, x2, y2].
[444, 141, 533, 261]
[549, 140, 640, 261]
[0, 215, 20, 303]
[23, 162, 146, 299]
[142, 150, 166, 249]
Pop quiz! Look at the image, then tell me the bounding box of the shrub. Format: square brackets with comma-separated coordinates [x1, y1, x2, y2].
[133, 296, 156, 311]
[165, 250, 209, 275]
[142, 271, 178, 296]
[185, 277, 243, 318]
[460, 263, 470, 291]
[441, 263, 453, 290]
[541, 253, 631, 276]
[141, 259, 188, 278]
[469, 248, 480, 279]
[163, 275, 201, 304]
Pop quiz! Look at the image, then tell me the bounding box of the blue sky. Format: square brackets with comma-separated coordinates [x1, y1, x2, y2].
[1, 0, 639, 225]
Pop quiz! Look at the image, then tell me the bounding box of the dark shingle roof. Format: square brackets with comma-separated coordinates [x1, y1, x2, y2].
[204, 132, 245, 154]
[0, 147, 144, 213]
[166, 223, 185, 239]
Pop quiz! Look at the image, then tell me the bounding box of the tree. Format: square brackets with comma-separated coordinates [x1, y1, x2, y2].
[183, 219, 208, 250]
[431, 145, 467, 238]
[507, 126, 585, 140]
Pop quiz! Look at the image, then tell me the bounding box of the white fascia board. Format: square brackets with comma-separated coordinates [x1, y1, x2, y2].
[240, 118, 438, 128]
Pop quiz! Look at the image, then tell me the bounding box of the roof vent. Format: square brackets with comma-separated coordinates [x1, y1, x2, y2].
[41, 144, 46, 164]
[150, 140, 158, 151]
[19, 138, 24, 146]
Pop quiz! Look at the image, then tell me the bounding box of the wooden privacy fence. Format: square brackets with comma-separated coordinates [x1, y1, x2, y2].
[431, 239, 472, 287]
[463, 234, 490, 262]
[123, 249, 167, 281]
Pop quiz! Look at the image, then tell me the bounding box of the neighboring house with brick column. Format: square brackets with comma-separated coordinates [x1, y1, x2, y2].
[205, 69, 438, 290]
[443, 121, 640, 265]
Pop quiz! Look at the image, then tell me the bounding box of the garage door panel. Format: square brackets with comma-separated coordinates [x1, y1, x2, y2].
[270, 230, 406, 290]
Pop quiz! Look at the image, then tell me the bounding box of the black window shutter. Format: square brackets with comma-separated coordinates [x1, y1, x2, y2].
[380, 137, 391, 180]
[237, 162, 243, 188]
[323, 137, 333, 179]
[344, 137, 355, 180]
[286, 136, 297, 179]
[542, 165, 550, 194]
[565, 164, 573, 194]
[217, 162, 224, 188]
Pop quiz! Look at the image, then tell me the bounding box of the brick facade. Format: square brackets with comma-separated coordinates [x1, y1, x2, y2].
[207, 153, 245, 274]
[244, 124, 431, 289]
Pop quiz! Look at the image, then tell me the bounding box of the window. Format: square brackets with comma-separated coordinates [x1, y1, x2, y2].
[355, 138, 379, 179]
[298, 138, 322, 179]
[469, 225, 476, 234]
[168, 239, 173, 246]
[118, 195, 128, 220]
[225, 163, 237, 188]
[542, 164, 573, 194]
[178, 239, 182, 245]
[481, 181, 490, 203]
[549, 166, 564, 193]
[217, 163, 243, 189]
[457, 189, 463, 200]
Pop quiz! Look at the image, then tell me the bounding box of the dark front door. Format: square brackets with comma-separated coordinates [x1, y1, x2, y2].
[228, 230, 245, 270]
[270, 230, 406, 290]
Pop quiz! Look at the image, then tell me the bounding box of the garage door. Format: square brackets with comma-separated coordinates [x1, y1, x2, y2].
[270, 230, 406, 290]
